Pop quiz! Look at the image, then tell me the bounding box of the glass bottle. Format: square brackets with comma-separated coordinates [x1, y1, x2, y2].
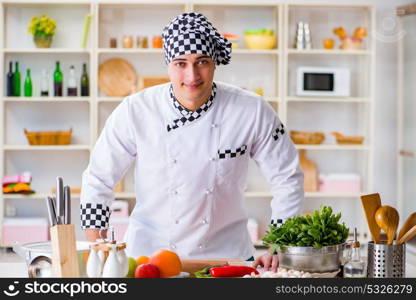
[6, 61, 13, 97]
[13, 61, 21, 97]
[24, 69, 32, 97]
[122, 35, 133, 48]
[343, 228, 367, 278]
[67, 65, 77, 96]
[152, 35, 163, 48]
[80, 63, 89, 96]
[53, 61, 63, 96]
[40, 70, 49, 96]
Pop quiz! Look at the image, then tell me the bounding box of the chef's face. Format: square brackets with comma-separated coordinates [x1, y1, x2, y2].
[168, 53, 215, 108]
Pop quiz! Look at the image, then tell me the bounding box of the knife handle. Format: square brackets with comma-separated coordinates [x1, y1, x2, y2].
[56, 177, 64, 224]
[64, 185, 71, 225]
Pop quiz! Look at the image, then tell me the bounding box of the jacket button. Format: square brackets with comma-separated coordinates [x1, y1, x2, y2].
[170, 244, 177, 250]
[211, 123, 217, 128]
[173, 190, 178, 195]
[204, 189, 211, 195]
[202, 219, 208, 224]
[172, 159, 177, 164]
[210, 157, 216, 162]
[198, 244, 203, 249]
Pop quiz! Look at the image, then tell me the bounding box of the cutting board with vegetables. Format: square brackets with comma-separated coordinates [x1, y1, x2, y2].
[181, 259, 245, 275]
[98, 58, 137, 97]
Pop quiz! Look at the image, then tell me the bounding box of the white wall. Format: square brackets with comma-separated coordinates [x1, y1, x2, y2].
[186, 0, 409, 206]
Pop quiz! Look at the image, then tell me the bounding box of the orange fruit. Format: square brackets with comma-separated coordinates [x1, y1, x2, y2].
[136, 255, 150, 266]
[149, 249, 182, 278]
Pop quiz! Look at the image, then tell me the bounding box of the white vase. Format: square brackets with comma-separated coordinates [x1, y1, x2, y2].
[117, 249, 129, 277]
[86, 247, 102, 278]
[102, 245, 121, 277]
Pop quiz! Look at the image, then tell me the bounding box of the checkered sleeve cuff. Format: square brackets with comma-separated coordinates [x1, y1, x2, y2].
[80, 203, 111, 229]
[271, 219, 284, 227]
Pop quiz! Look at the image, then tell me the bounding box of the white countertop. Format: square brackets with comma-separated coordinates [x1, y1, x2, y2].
[0, 261, 414, 278]
[1, 248, 415, 278]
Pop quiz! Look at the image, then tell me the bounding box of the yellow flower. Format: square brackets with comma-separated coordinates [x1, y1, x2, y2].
[27, 14, 56, 36]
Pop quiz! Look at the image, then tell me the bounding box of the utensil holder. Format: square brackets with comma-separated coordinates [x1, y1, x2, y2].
[50, 224, 80, 277]
[367, 241, 405, 278]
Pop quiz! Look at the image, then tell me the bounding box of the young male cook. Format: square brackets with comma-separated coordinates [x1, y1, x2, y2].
[80, 12, 304, 272]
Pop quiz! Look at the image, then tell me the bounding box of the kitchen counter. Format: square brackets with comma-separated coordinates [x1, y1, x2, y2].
[1, 261, 415, 278]
[1, 249, 415, 278]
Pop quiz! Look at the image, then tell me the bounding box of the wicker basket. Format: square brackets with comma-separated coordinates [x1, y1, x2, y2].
[24, 128, 72, 145]
[331, 132, 364, 145]
[290, 131, 325, 145]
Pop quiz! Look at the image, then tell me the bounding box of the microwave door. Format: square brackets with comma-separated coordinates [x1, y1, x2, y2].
[304, 73, 334, 93]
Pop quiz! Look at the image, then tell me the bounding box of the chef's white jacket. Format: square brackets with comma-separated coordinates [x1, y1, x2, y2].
[80, 81, 304, 260]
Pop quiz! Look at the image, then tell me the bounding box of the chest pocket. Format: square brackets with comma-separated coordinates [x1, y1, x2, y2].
[217, 144, 248, 182]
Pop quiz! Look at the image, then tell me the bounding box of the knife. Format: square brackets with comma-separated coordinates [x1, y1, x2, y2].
[50, 196, 58, 225]
[64, 185, 71, 225]
[45, 196, 57, 226]
[56, 177, 64, 225]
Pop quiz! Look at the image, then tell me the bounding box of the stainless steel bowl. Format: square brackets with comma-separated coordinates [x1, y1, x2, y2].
[277, 243, 346, 273]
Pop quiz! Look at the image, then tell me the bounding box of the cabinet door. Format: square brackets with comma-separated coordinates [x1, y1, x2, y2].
[399, 12, 416, 216]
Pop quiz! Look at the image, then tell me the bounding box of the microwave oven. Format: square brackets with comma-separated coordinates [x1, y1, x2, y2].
[296, 66, 350, 97]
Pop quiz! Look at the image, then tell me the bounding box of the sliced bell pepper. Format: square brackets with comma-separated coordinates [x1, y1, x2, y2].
[209, 266, 259, 278]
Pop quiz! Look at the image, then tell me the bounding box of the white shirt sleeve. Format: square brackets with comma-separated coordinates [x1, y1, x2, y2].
[250, 99, 304, 225]
[80, 98, 137, 229]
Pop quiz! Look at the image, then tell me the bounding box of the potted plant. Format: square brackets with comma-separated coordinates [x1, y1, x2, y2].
[27, 15, 57, 48]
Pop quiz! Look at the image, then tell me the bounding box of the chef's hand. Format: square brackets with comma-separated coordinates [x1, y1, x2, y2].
[252, 253, 279, 272]
[85, 228, 106, 242]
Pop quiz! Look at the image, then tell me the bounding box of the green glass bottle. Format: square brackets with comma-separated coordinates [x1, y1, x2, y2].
[24, 69, 33, 97]
[53, 61, 63, 96]
[80, 63, 89, 96]
[13, 61, 21, 97]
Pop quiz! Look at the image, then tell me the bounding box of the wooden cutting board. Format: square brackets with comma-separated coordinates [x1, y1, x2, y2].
[299, 149, 318, 192]
[181, 259, 245, 275]
[98, 58, 137, 97]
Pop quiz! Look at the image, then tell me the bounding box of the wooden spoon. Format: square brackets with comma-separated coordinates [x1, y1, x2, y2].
[397, 224, 416, 244]
[397, 212, 416, 241]
[375, 205, 399, 245]
[360, 193, 381, 243]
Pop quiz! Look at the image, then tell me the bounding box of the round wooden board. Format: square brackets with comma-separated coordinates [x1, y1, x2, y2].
[98, 58, 137, 97]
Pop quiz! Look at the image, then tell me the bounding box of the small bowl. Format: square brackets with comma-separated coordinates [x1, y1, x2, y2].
[244, 34, 277, 50]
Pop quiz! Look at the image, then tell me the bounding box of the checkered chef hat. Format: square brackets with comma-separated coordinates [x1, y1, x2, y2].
[162, 12, 232, 65]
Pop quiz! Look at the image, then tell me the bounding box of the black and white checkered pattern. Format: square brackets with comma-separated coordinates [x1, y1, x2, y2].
[167, 83, 217, 132]
[272, 123, 285, 141]
[271, 219, 283, 227]
[80, 203, 111, 229]
[218, 145, 247, 159]
[162, 12, 232, 65]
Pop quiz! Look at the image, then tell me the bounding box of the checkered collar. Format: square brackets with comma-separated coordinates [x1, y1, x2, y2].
[167, 83, 217, 132]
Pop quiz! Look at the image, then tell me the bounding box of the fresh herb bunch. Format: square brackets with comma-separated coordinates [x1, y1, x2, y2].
[28, 15, 57, 36]
[262, 206, 349, 253]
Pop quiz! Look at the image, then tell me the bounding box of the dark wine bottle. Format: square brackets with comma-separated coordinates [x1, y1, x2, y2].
[80, 63, 89, 96]
[6, 61, 13, 97]
[13, 61, 21, 97]
[53, 61, 63, 97]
